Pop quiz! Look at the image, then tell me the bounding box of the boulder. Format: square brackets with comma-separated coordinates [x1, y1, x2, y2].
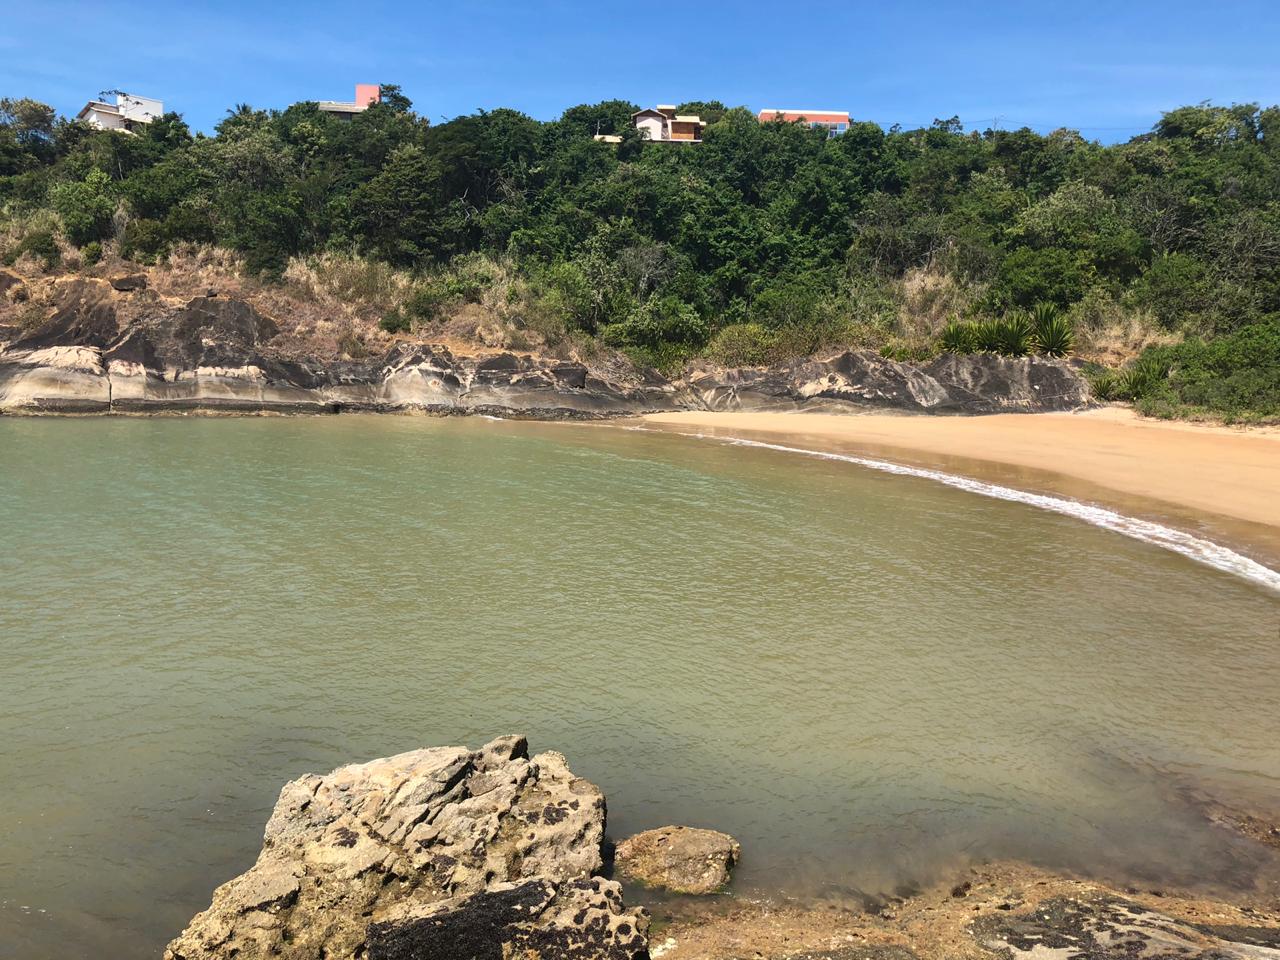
[614, 826, 740, 895]
[110, 273, 149, 292]
[164, 736, 649, 960]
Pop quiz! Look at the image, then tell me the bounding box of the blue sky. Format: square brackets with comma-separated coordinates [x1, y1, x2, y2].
[3, 0, 1279, 141]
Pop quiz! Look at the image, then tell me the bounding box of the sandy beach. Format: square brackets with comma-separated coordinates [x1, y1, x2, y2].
[640, 407, 1280, 566]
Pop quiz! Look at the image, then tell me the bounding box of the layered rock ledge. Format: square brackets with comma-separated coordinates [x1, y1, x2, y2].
[164, 736, 648, 960]
[0, 280, 1091, 417]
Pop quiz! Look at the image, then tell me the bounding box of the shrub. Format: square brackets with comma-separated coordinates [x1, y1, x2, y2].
[938, 318, 979, 353]
[379, 308, 412, 334]
[1118, 352, 1171, 400]
[1086, 367, 1122, 401]
[120, 218, 169, 263]
[81, 241, 102, 267]
[1029, 302, 1075, 357]
[1134, 319, 1280, 420]
[969, 315, 1035, 356]
[49, 169, 115, 246]
[706, 322, 773, 366]
[2, 227, 60, 270]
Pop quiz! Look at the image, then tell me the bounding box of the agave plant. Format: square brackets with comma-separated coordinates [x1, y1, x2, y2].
[1029, 302, 1075, 357]
[1117, 353, 1169, 400]
[1086, 368, 1121, 401]
[991, 313, 1035, 356]
[938, 318, 979, 354]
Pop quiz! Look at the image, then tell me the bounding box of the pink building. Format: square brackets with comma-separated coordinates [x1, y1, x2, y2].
[758, 109, 851, 136]
[317, 85, 381, 119]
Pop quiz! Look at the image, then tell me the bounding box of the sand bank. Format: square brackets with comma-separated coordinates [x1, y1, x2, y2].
[639, 408, 1280, 568]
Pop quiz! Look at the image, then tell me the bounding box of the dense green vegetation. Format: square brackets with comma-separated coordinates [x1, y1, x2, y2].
[2, 91, 1279, 418]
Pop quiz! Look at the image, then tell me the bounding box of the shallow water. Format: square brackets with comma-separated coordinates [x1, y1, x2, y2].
[1, 416, 1278, 959]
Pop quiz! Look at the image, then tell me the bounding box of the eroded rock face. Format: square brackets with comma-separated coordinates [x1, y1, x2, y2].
[615, 826, 741, 895]
[0, 285, 1093, 416]
[683, 351, 1090, 414]
[164, 736, 649, 960]
[0, 292, 682, 416]
[975, 894, 1280, 959]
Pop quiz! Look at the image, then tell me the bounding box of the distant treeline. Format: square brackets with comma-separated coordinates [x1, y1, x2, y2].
[2, 92, 1278, 418]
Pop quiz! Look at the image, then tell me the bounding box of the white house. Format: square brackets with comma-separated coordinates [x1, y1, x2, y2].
[77, 93, 164, 133]
[632, 105, 706, 143]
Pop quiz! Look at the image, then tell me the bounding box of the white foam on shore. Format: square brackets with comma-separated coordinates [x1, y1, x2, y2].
[663, 429, 1280, 594]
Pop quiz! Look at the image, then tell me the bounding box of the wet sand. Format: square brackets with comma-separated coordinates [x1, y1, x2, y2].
[638, 408, 1280, 568]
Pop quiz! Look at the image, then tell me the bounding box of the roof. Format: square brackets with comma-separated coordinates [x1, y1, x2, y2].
[673, 115, 704, 124]
[593, 134, 623, 143]
[632, 108, 667, 118]
[758, 109, 850, 122]
[77, 101, 121, 119]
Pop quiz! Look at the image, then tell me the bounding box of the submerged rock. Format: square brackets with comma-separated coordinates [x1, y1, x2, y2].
[164, 735, 648, 960]
[615, 826, 741, 895]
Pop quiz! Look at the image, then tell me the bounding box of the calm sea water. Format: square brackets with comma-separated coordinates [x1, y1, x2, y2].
[1, 417, 1278, 959]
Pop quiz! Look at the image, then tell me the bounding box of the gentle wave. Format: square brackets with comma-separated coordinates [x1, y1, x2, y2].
[665, 429, 1280, 594]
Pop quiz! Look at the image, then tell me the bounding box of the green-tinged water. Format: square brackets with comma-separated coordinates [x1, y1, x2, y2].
[1, 417, 1278, 959]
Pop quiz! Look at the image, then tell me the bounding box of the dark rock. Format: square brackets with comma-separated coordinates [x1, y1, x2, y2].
[683, 350, 1090, 414]
[974, 894, 1271, 959]
[9, 281, 118, 350]
[110, 274, 148, 292]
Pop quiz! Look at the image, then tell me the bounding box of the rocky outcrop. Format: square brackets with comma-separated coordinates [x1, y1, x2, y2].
[165, 736, 649, 960]
[653, 860, 1280, 960]
[682, 351, 1090, 414]
[0, 291, 682, 416]
[0, 280, 1093, 416]
[615, 826, 740, 895]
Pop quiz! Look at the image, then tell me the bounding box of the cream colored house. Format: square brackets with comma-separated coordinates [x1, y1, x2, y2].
[632, 105, 705, 143]
[76, 93, 163, 133]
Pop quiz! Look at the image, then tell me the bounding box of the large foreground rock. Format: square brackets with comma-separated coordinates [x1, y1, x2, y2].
[165, 736, 649, 960]
[615, 826, 740, 894]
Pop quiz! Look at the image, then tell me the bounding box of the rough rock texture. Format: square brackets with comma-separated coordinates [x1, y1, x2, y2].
[974, 894, 1280, 959]
[615, 826, 740, 895]
[683, 351, 1090, 414]
[110, 273, 148, 292]
[0, 279, 1094, 416]
[164, 736, 648, 960]
[653, 859, 1280, 960]
[0, 288, 681, 416]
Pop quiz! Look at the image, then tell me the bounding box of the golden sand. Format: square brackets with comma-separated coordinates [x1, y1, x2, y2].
[639, 407, 1280, 565]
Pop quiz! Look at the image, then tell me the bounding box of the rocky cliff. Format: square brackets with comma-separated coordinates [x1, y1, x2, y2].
[165, 736, 648, 960]
[0, 276, 1091, 417]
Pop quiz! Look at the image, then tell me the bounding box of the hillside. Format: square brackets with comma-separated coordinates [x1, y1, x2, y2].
[2, 94, 1278, 420]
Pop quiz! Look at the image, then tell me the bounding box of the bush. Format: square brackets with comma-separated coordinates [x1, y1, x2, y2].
[971, 315, 1035, 356]
[706, 322, 773, 366]
[1029, 302, 1075, 357]
[80, 240, 102, 266]
[49, 169, 115, 246]
[938, 317, 979, 353]
[120, 218, 169, 263]
[379, 308, 411, 334]
[1135, 319, 1280, 420]
[2, 227, 60, 270]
